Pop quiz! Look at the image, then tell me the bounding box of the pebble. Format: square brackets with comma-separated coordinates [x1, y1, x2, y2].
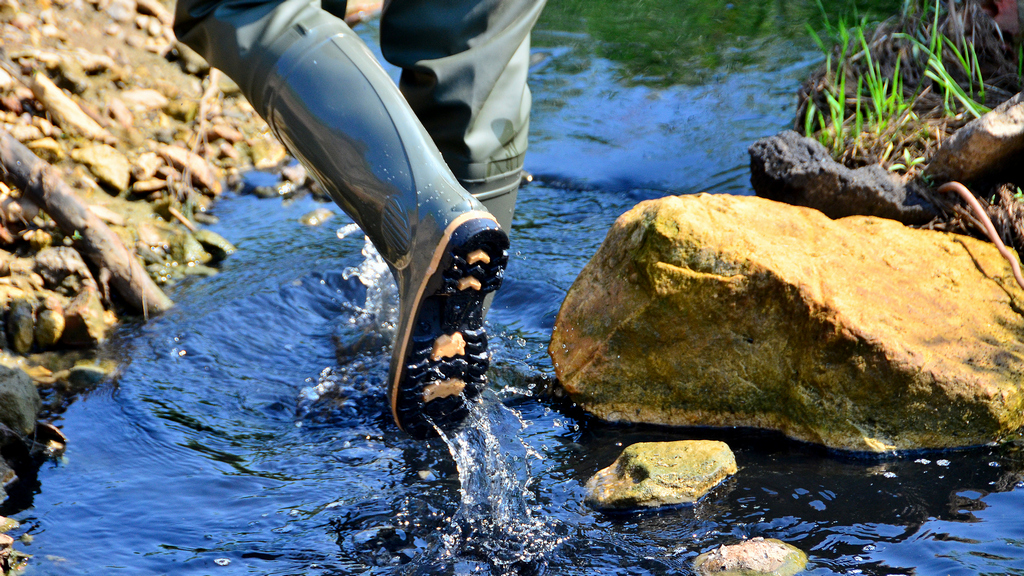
[300, 208, 335, 226]
[71, 144, 131, 191]
[694, 538, 808, 576]
[26, 137, 64, 163]
[119, 88, 168, 112]
[105, 0, 136, 23]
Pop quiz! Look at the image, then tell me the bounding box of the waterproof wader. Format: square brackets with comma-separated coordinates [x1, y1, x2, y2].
[174, 0, 545, 437]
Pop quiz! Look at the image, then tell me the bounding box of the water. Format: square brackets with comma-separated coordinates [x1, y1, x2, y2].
[6, 0, 1024, 574]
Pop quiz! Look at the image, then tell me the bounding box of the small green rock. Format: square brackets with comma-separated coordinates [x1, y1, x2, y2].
[164, 100, 197, 123]
[584, 440, 737, 510]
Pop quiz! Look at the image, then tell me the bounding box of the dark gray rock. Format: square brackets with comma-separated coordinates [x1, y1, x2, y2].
[749, 130, 938, 224]
[0, 365, 40, 436]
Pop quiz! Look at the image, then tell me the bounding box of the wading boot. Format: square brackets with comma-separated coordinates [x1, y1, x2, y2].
[247, 10, 508, 437]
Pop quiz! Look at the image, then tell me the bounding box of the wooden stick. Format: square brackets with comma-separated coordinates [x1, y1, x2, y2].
[0, 129, 173, 314]
[939, 181, 1024, 292]
[167, 205, 197, 233]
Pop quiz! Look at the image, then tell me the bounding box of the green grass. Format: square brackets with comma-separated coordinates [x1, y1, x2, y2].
[802, 0, 992, 165]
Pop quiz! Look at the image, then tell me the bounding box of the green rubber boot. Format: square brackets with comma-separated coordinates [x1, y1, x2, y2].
[250, 11, 509, 437]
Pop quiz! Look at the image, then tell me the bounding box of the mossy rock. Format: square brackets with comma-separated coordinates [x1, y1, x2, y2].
[584, 440, 736, 510]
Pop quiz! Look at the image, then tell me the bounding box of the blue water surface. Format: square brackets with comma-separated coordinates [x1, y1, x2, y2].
[5, 1, 1024, 574]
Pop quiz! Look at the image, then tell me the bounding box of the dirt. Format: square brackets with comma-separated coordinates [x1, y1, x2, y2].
[0, 0, 380, 388]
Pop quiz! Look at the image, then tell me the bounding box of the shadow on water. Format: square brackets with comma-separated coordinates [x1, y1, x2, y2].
[5, 0, 1024, 574]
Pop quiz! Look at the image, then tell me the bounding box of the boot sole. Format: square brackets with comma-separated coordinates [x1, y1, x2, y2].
[390, 212, 509, 438]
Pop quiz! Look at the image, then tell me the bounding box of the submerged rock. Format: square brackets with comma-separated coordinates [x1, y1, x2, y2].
[67, 360, 116, 389]
[694, 538, 807, 576]
[584, 440, 736, 510]
[749, 130, 937, 224]
[925, 92, 1024, 183]
[550, 194, 1024, 452]
[0, 364, 40, 435]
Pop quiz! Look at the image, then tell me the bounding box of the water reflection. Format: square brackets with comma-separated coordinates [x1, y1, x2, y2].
[537, 0, 903, 87]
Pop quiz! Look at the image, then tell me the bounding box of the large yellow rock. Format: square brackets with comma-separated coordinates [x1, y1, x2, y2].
[549, 194, 1024, 452]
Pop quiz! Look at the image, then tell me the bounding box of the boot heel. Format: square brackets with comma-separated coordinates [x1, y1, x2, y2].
[392, 216, 509, 437]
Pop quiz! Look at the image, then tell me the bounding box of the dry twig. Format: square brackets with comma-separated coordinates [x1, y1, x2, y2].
[939, 180, 1024, 292]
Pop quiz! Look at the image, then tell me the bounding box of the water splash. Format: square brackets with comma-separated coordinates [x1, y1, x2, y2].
[306, 226, 560, 573]
[336, 223, 398, 340]
[298, 226, 396, 411]
[418, 395, 561, 574]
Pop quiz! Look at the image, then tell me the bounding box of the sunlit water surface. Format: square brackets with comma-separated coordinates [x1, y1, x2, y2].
[5, 1, 1024, 574]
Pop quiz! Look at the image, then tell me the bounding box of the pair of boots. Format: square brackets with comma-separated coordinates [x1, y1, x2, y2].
[174, 2, 539, 437]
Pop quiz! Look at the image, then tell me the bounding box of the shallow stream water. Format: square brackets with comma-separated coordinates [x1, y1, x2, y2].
[6, 0, 1024, 574]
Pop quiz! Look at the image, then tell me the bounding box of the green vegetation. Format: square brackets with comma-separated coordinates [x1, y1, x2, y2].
[800, 0, 1022, 172]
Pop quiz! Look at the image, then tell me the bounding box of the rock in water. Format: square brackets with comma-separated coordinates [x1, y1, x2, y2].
[694, 538, 807, 576]
[300, 208, 335, 226]
[192, 230, 236, 263]
[584, 440, 736, 510]
[549, 194, 1024, 452]
[0, 364, 40, 435]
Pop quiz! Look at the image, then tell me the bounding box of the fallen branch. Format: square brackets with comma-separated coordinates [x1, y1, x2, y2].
[167, 205, 197, 233]
[0, 129, 173, 314]
[939, 181, 1024, 292]
[29, 73, 117, 145]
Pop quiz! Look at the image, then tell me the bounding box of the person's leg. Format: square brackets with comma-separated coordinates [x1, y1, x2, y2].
[173, 0, 510, 437]
[379, 0, 547, 232]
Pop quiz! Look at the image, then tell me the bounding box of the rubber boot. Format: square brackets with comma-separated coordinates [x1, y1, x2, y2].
[251, 11, 509, 437]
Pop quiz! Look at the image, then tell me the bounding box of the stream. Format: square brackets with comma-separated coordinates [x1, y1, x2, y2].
[5, 0, 1024, 573]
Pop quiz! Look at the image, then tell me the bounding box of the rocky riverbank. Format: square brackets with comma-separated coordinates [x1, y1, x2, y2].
[0, 0, 379, 566]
